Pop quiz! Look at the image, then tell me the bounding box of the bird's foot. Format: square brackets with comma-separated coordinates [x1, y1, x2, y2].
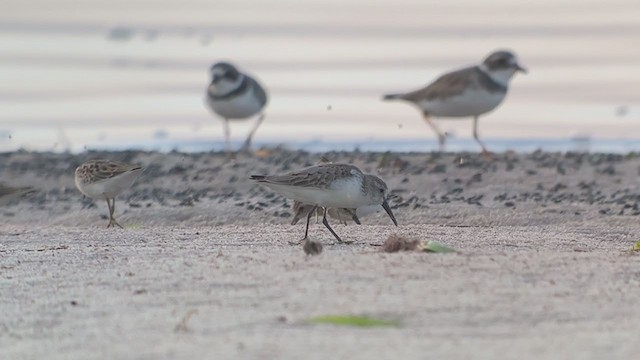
[481, 150, 496, 161]
[107, 218, 124, 229]
[238, 140, 252, 154]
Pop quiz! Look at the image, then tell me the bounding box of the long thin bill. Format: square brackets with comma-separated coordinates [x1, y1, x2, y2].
[382, 199, 398, 226]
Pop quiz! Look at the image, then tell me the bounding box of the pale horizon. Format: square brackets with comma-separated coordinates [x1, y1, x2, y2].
[1, 0, 639, 152]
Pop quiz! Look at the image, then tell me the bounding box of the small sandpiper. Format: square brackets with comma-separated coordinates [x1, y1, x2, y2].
[251, 163, 397, 243]
[74, 160, 144, 228]
[290, 156, 378, 226]
[383, 50, 526, 154]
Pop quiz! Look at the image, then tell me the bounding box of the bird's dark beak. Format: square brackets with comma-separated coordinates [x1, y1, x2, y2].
[211, 74, 221, 84]
[382, 199, 398, 226]
[515, 63, 528, 74]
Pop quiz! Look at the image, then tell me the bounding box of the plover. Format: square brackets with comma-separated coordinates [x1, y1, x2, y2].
[250, 163, 398, 243]
[74, 160, 144, 228]
[0, 184, 35, 206]
[383, 50, 526, 153]
[205, 62, 268, 153]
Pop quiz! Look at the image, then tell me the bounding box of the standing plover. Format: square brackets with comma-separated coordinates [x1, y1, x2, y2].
[383, 50, 526, 154]
[74, 160, 144, 228]
[205, 62, 268, 153]
[250, 163, 397, 243]
[0, 184, 35, 206]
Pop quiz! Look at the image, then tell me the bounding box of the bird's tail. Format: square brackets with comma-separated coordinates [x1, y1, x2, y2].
[250, 175, 267, 181]
[382, 93, 403, 101]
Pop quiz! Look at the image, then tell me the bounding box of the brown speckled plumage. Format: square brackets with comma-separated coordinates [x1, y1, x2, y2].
[75, 160, 142, 185]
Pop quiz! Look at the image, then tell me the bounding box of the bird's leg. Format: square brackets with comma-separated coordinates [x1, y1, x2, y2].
[345, 209, 361, 225]
[105, 199, 113, 228]
[109, 198, 124, 229]
[222, 118, 232, 156]
[422, 112, 446, 151]
[322, 208, 352, 244]
[289, 205, 317, 245]
[473, 116, 494, 160]
[240, 113, 265, 153]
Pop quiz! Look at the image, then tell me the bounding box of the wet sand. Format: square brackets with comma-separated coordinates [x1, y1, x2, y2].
[2, 149, 640, 359]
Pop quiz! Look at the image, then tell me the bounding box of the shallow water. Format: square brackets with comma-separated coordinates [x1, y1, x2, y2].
[1, 0, 639, 152]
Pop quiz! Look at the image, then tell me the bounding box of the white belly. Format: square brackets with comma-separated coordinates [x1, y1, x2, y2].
[419, 89, 506, 117]
[264, 178, 372, 208]
[356, 204, 382, 217]
[207, 90, 263, 120]
[76, 169, 143, 200]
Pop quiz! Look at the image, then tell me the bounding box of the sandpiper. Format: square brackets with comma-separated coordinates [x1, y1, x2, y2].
[250, 163, 397, 243]
[74, 160, 144, 228]
[205, 62, 268, 153]
[290, 156, 366, 226]
[0, 184, 35, 206]
[383, 50, 526, 154]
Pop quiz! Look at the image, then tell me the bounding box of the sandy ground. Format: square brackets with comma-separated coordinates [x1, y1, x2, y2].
[2, 150, 640, 359]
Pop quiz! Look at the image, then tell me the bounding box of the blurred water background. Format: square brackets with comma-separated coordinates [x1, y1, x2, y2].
[1, 0, 639, 153]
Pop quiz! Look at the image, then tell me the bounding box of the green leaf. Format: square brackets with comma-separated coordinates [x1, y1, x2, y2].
[631, 241, 640, 252]
[422, 240, 457, 253]
[307, 315, 399, 328]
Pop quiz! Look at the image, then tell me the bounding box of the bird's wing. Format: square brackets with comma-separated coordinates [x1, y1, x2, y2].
[399, 66, 479, 102]
[87, 161, 142, 182]
[251, 164, 361, 189]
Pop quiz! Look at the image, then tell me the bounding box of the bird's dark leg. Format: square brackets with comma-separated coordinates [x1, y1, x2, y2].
[422, 112, 446, 151]
[240, 113, 265, 153]
[289, 205, 317, 245]
[345, 209, 361, 225]
[322, 208, 352, 244]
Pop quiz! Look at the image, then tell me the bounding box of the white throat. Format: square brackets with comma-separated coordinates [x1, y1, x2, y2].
[478, 64, 514, 88]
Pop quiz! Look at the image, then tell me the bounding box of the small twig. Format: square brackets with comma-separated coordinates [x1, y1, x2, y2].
[24, 245, 69, 252]
[174, 309, 198, 333]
